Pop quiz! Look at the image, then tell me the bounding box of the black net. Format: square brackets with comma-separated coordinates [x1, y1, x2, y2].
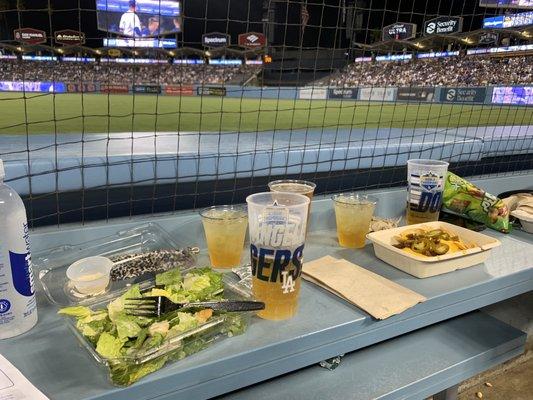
[0, 0, 531, 226]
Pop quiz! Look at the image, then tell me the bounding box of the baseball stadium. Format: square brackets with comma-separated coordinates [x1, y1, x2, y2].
[0, 0, 532, 399]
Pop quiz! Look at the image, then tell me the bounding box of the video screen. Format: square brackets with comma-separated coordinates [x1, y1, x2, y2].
[492, 87, 533, 105]
[480, 0, 533, 9]
[483, 11, 533, 28]
[96, 0, 181, 37]
[0, 81, 66, 93]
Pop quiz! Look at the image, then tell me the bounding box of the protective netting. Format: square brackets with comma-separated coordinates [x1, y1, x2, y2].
[0, 0, 531, 226]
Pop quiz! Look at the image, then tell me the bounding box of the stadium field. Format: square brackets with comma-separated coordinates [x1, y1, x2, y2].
[0, 92, 531, 135]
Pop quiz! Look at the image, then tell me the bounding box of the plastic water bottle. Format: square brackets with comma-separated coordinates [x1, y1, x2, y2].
[0, 159, 38, 339]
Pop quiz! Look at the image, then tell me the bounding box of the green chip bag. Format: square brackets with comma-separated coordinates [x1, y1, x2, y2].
[442, 172, 511, 233]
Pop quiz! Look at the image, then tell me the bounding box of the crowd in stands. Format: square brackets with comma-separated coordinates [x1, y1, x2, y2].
[0, 60, 259, 85]
[0, 55, 532, 87]
[319, 55, 533, 87]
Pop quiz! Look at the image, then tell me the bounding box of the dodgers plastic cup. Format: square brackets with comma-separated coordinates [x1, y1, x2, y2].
[406, 159, 449, 225]
[246, 192, 310, 321]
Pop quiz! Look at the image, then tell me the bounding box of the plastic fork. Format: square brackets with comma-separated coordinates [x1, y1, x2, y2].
[124, 296, 265, 317]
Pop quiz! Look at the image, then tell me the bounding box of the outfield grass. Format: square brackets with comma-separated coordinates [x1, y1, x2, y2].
[0, 92, 531, 135]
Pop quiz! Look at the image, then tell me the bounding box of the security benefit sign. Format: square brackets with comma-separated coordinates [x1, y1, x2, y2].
[423, 16, 463, 35]
[440, 87, 487, 104]
[202, 32, 230, 48]
[382, 23, 416, 41]
[238, 32, 266, 49]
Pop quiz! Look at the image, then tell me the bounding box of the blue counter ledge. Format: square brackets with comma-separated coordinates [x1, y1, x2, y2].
[0, 173, 531, 400]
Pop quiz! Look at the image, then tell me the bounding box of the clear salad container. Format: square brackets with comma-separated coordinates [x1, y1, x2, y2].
[35, 223, 199, 307]
[59, 271, 253, 386]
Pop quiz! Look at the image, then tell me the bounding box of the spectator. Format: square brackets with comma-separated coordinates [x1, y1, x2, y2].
[0, 59, 261, 86]
[315, 55, 533, 87]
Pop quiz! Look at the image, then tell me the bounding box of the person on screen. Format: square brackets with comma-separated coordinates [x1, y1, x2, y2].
[142, 16, 160, 36]
[119, 0, 142, 37]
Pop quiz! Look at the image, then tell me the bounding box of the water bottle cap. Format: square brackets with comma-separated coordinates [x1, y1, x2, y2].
[0, 159, 4, 181]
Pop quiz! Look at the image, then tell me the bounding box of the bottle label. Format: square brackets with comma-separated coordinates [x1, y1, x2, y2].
[8, 222, 35, 297]
[9, 251, 35, 297]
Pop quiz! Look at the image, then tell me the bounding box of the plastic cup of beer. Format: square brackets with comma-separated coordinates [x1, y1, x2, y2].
[268, 179, 316, 202]
[246, 192, 310, 320]
[268, 179, 316, 227]
[332, 193, 378, 249]
[406, 159, 449, 225]
[200, 205, 248, 269]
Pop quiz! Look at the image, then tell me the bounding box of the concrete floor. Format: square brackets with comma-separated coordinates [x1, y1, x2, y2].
[458, 351, 532, 400]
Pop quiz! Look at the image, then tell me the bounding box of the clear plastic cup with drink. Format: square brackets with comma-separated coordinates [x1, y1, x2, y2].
[269, 179, 316, 227]
[200, 205, 248, 269]
[332, 193, 378, 248]
[268, 179, 316, 202]
[406, 159, 449, 225]
[246, 192, 310, 320]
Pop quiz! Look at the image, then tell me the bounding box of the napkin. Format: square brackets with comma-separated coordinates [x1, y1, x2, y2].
[302, 256, 426, 320]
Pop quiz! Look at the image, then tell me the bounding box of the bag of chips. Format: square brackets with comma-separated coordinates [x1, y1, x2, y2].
[442, 172, 511, 233]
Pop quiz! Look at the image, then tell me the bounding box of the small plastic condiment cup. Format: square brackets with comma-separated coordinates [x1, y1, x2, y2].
[66, 256, 114, 295]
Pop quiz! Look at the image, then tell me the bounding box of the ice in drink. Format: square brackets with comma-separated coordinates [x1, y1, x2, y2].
[332, 193, 377, 248]
[200, 205, 248, 269]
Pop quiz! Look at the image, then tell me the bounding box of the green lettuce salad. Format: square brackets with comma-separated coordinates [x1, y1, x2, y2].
[58, 267, 248, 386]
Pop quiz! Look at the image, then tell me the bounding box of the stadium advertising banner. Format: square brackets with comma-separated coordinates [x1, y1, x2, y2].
[479, 32, 499, 45]
[238, 32, 266, 49]
[133, 84, 161, 94]
[299, 87, 327, 100]
[96, 0, 181, 36]
[100, 84, 129, 93]
[54, 30, 86, 45]
[66, 83, 98, 93]
[0, 81, 66, 93]
[440, 87, 487, 103]
[197, 86, 227, 96]
[328, 88, 358, 99]
[382, 23, 416, 41]
[483, 11, 533, 28]
[423, 16, 463, 35]
[103, 38, 176, 48]
[480, 0, 533, 9]
[397, 87, 436, 102]
[492, 86, 533, 105]
[202, 32, 230, 48]
[165, 85, 194, 96]
[359, 87, 396, 102]
[14, 28, 46, 45]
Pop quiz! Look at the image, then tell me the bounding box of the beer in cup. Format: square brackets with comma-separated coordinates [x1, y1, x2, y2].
[406, 159, 449, 224]
[246, 192, 309, 320]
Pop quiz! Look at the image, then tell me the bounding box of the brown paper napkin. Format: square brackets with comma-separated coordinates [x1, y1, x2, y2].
[302, 256, 426, 319]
